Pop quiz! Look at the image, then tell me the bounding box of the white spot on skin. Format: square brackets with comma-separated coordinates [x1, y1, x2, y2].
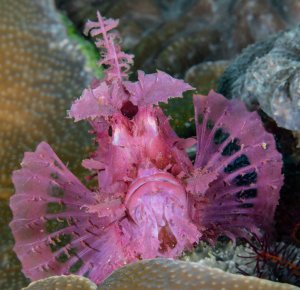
[261, 142, 268, 150]
[112, 127, 121, 145]
[146, 116, 158, 134]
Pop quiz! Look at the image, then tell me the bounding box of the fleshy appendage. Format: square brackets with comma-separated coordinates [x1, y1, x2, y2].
[82, 106, 195, 195]
[69, 70, 193, 122]
[69, 12, 194, 123]
[10, 132, 199, 284]
[187, 90, 283, 241]
[84, 11, 134, 82]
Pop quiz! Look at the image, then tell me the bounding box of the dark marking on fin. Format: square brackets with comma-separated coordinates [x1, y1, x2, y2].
[235, 188, 257, 200]
[237, 203, 254, 208]
[222, 138, 241, 156]
[233, 171, 257, 186]
[56, 247, 77, 263]
[214, 128, 230, 145]
[206, 119, 214, 129]
[49, 233, 72, 252]
[198, 114, 203, 124]
[224, 154, 250, 173]
[56, 252, 69, 263]
[54, 160, 63, 170]
[46, 202, 66, 214]
[69, 259, 84, 273]
[48, 184, 64, 198]
[45, 218, 69, 233]
[50, 172, 59, 179]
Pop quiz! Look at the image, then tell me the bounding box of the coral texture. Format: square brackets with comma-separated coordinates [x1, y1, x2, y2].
[22, 275, 96, 290]
[10, 12, 283, 285]
[56, 0, 300, 136]
[99, 258, 300, 290]
[56, 0, 300, 77]
[0, 201, 29, 290]
[243, 238, 300, 286]
[0, 0, 93, 196]
[0, 0, 94, 289]
[218, 25, 300, 132]
[185, 60, 229, 93]
[181, 239, 300, 287]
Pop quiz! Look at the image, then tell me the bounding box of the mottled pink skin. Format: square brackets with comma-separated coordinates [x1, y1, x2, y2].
[84, 107, 193, 196]
[10, 142, 131, 283]
[188, 91, 283, 242]
[69, 13, 193, 122]
[9, 11, 283, 286]
[10, 123, 199, 283]
[123, 168, 199, 258]
[124, 70, 193, 106]
[84, 11, 134, 82]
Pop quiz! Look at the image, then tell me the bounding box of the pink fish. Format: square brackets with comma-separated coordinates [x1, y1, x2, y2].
[10, 12, 283, 284]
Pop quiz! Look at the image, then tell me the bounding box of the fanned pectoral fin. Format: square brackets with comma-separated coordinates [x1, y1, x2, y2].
[10, 142, 128, 284]
[190, 91, 283, 240]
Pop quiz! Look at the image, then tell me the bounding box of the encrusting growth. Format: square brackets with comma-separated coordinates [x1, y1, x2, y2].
[99, 258, 300, 290]
[10, 11, 283, 284]
[22, 275, 96, 290]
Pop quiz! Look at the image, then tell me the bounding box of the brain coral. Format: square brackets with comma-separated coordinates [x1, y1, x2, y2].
[0, 200, 29, 290]
[99, 258, 300, 290]
[22, 275, 96, 290]
[0, 0, 93, 197]
[0, 0, 93, 289]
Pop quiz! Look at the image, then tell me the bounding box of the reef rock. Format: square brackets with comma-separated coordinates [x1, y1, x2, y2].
[218, 25, 300, 132]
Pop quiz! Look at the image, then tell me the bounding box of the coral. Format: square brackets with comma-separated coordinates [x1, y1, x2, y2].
[57, 0, 300, 77]
[0, 0, 95, 289]
[181, 240, 257, 275]
[0, 201, 29, 290]
[185, 61, 229, 94]
[218, 25, 300, 132]
[10, 11, 283, 285]
[182, 238, 300, 286]
[225, 0, 286, 56]
[55, 0, 300, 140]
[22, 275, 96, 290]
[238, 236, 300, 286]
[99, 258, 300, 290]
[0, 0, 93, 196]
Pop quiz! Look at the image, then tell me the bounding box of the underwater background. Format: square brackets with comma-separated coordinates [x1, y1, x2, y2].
[0, 0, 300, 289]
